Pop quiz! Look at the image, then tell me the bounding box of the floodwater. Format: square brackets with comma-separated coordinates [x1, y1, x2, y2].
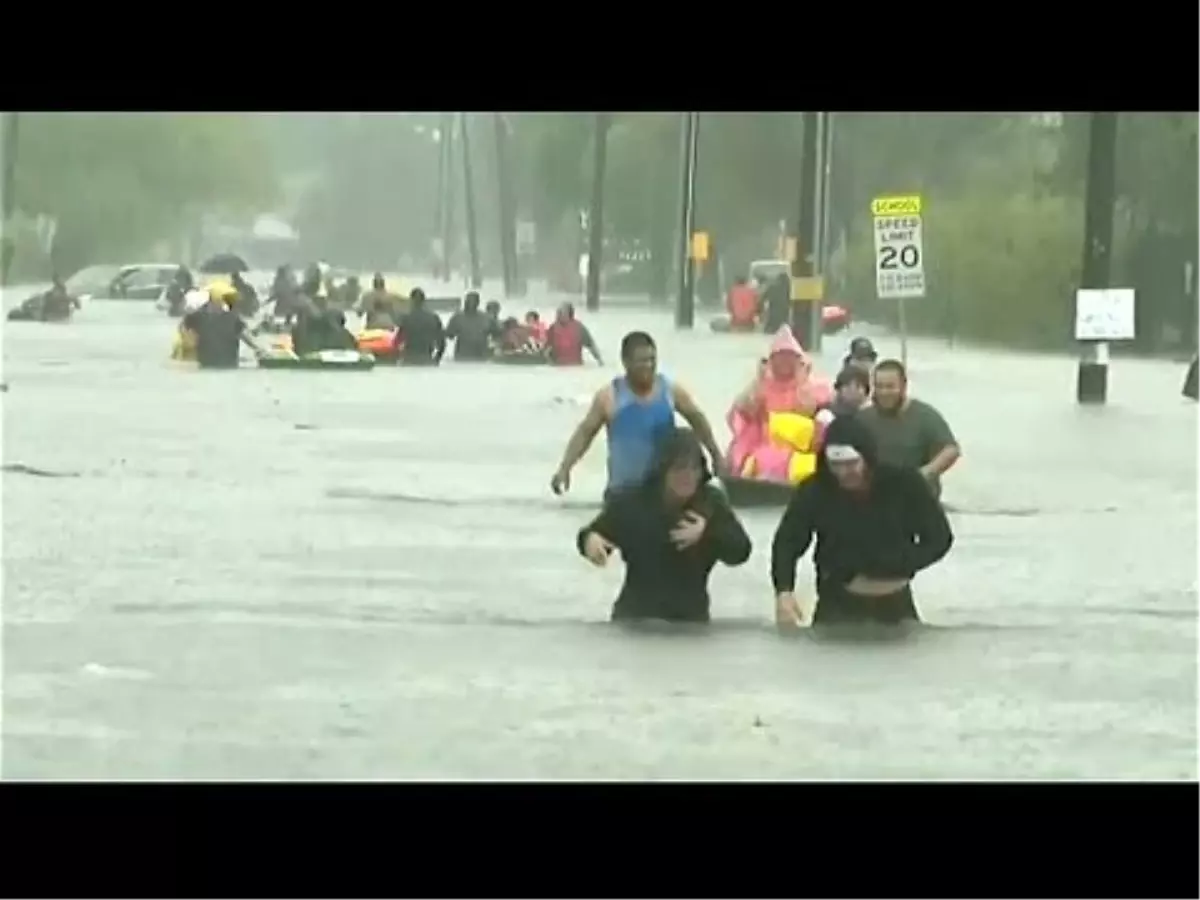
[2, 294, 1196, 780]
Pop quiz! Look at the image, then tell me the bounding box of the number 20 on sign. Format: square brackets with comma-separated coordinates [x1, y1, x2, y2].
[872, 194, 926, 300]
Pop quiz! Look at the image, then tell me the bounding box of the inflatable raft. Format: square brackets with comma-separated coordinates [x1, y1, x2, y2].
[492, 351, 549, 366]
[258, 349, 376, 371]
[709, 306, 851, 336]
[709, 316, 758, 334]
[723, 409, 827, 508]
[357, 328, 400, 361]
[269, 330, 400, 361]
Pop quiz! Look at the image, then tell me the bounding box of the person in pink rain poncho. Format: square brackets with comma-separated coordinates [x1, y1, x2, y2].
[726, 326, 834, 484]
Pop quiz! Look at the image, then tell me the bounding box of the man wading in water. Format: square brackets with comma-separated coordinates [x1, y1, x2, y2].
[182, 282, 264, 369]
[770, 414, 953, 628]
[551, 331, 726, 502]
[577, 428, 751, 623]
[857, 359, 960, 498]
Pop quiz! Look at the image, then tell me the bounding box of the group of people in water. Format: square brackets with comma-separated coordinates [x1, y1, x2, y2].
[166, 261, 609, 370]
[16, 254, 965, 631]
[554, 327, 962, 630]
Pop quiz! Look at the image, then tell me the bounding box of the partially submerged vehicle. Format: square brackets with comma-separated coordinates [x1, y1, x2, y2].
[67, 262, 184, 302]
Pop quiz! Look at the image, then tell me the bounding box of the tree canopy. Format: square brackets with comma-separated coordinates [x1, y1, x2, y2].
[507, 111, 1197, 350]
[5, 113, 279, 278]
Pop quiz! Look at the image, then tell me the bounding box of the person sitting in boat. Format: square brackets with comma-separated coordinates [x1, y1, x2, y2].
[496, 316, 540, 356]
[726, 276, 759, 331]
[292, 307, 358, 356]
[726, 325, 834, 485]
[357, 273, 403, 330]
[525, 310, 548, 346]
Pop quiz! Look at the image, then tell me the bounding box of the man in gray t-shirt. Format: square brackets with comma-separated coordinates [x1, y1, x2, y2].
[857, 359, 961, 497]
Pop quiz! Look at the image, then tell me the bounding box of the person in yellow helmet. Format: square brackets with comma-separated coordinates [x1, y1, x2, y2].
[180, 281, 263, 368]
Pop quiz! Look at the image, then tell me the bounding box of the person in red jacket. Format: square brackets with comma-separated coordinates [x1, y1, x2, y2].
[545, 302, 603, 366]
[726, 276, 759, 330]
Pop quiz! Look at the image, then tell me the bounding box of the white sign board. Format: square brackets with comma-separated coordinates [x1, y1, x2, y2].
[516, 221, 536, 254]
[873, 214, 926, 299]
[1074, 288, 1136, 341]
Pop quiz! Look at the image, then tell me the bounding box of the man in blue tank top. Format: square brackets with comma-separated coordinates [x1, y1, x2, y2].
[551, 331, 726, 501]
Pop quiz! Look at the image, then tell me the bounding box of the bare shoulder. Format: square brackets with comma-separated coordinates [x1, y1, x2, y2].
[593, 383, 616, 418]
[670, 380, 697, 406]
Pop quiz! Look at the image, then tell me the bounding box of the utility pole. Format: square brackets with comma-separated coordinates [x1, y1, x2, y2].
[790, 111, 820, 349]
[674, 112, 700, 329]
[492, 113, 519, 298]
[433, 117, 447, 280]
[585, 112, 611, 312]
[1, 112, 20, 288]
[1190, 111, 1200, 355]
[459, 112, 482, 290]
[818, 112, 836, 276]
[808, 111, 827, 352]
[441, 113, 456, 282]
[1075, 112, 1120, 405]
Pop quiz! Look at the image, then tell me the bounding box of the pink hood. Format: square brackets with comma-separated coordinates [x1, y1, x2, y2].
[767, 325, 807, 363]
[759, 325, 831, 412]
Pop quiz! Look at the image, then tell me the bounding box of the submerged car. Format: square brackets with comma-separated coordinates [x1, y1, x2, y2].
[67, 263, 184, 301]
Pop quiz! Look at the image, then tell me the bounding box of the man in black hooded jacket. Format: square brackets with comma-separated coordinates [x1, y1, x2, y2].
[770, 414, 953, 628]
[577, 428, 752, 623]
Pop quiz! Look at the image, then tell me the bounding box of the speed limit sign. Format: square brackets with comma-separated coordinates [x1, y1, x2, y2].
[871, 194, 926, 300]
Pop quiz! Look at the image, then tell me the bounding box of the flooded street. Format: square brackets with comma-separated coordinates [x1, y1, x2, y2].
[2, 296, 1196, 780]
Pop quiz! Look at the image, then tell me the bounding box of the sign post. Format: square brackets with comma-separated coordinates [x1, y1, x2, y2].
[1074, 287, 1136, 394]
[871, 194, 926, 367]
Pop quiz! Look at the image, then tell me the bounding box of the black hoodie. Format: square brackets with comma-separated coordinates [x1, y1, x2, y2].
[770, 414, 953, 593]
[577, 429, 752, 623]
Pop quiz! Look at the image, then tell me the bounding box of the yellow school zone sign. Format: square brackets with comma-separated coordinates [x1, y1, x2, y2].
[870, 194, 922, 217]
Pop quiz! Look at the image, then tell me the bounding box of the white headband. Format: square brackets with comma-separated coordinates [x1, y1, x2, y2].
[824, 444, 862, 463]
